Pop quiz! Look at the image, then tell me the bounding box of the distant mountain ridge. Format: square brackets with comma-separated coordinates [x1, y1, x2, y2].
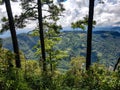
[62, 26, 120, 32]
[93, 26, 120, 32]
[2, 30, 120, 67]
[0, 26, 120, 38]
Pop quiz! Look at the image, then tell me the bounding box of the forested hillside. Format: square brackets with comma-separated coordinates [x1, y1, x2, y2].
[2, 31, 120, 68]
[59, 31, 120, 66]
[3, 33, 39, 59]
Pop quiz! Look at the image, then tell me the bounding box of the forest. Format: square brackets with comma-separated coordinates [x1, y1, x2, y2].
[0, 0, 120, 90]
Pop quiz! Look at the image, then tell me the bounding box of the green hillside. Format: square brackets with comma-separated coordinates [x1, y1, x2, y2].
[58, 31, 120, 67]
[2, 33, 39, 60]
[2, 31, 120, 67]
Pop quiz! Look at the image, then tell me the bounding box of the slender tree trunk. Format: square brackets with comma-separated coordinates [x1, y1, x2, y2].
[113, 57, 120, 71]
[86, 0, 95, 70]
[4, 0, 21, 68]
[37, 0, 46, 71]
[49, 51, 53, 72]
[0, 38, 2, 48]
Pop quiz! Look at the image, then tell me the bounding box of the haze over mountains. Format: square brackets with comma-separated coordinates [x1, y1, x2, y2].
[0, 26, 120, 38]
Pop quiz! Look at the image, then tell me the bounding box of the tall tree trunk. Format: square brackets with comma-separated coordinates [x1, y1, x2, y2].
[113, 57, 120, 71]
[0, 38, 2, 48]
[49, 51, 53, 72]
[86, 0, 95, 70]
[37, 0, 46, 71]
[4, 0, 21, 68]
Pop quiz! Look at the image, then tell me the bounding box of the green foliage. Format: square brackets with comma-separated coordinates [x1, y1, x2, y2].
[62, 62, 120, 90]
[0, 68, 31, 90]
[0, 47, 120, 90]
[71, 15, 96, 30]
[0, 48, 29, 90]
[21, 0, 67, 72]
[33, 26, 68, 72]
[1, 17, 8, 22]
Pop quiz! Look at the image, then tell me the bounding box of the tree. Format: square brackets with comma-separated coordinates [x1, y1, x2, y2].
[0, 38, 2, 48]
[37, 0, 46, 71]
[86, 0, 95, 70]
[71, 0, 95, 70]
[37, 0, 46, 72]
[71, 15, 96, 30]
[33, 1, 67, 72]
[1, 0, 66, 71]
[113, 57, 120, 71]
[0, 0, 17, 4]
[5, 0, 66, 72]
[4, 0, 21, 68]
[71, 16, 88, 30]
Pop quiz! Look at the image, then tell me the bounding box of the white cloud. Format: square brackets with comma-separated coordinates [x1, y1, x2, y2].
[57, 0, 89, 27]
[0, 0, 120, 30]
[58, 0, 120, 27]
[94, 0, 120, 26]
[0, 1, 22, 16]
[0, 1, 22, 29]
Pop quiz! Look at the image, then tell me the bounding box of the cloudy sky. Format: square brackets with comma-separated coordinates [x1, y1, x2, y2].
[57, 0, 120, 27]
[0, 0, 120, 35]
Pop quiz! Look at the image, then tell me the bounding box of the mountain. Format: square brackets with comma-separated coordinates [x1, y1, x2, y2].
[2, 33, 39, 59]
[93, 26, 120, 32]
[0, 26, 120, 38]
[62, 26, 120, 32]
[2, 30, 120, 67]
[58, 31, 120, 67]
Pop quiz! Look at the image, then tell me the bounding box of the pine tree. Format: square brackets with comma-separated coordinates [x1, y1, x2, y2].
[71, 12, 96, 70]
[37, 0, 46, 72]
[86, 0, 95, 70]
[4, 0, 21, 68]
[71, 0, 96, 70]
[114, 57, 120, 71]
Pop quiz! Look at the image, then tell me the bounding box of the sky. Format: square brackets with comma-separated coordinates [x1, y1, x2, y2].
[56, 0, 120, 27]
[0, 0, 120, 37]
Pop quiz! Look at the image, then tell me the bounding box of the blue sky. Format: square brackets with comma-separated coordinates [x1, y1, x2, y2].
[0, 0, 120, 37]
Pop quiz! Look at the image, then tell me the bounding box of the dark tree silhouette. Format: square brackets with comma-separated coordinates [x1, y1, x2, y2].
[86, 0, 95, 70]
[4, 0, 21, 68]
[0, 38, 2, 48]
[37, 0, 46, 71]
[0, 0, 17, 4]
[113, 57, 120, 71]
